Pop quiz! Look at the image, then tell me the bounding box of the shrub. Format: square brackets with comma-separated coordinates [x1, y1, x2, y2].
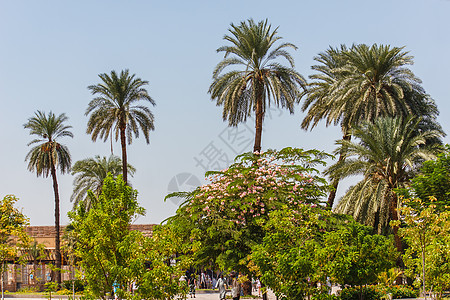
[312, 293, 340, 300]
[62, 279, 85, 293]
[339, 286, 382, 300]
[17, 286, 40, 293]
[388, 285, 419, 299]
[56, 289, 71, 295]
[339, 285, 418, 300]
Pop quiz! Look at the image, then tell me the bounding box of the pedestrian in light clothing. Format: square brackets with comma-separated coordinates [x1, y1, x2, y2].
[230, 272, 241, 300]
[215, 274, 227, 300]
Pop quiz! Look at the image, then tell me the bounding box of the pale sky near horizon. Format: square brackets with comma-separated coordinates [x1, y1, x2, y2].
[1, 0, 449, 226]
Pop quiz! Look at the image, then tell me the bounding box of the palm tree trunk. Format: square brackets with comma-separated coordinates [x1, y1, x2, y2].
[50, 160, 61, 286]
[389, 191, 404, 285]
[119, 123, 128, 185]
[389, 193, 402, 253]
[327, 133, 351, 208]
[253, 94, 263, 154]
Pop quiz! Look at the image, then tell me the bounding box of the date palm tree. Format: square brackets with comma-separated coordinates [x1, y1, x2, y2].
[302, 44, 442, 207]
[325, 116, 442, 252]
[86, 69, 155, 184]
[24, 111, 73, 285]
[209, 19, 307, 153]
[71, 155, 136, 210]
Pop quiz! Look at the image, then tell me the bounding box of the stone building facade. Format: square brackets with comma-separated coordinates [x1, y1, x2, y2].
[2, 224, 154, 292]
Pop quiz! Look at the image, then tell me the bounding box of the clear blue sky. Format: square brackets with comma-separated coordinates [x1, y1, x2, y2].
[1, 0, 449, 225]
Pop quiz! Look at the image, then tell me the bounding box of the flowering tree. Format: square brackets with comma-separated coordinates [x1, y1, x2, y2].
[165, 147, 330, 292]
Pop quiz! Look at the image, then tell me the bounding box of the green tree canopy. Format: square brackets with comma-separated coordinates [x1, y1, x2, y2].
[250, 205, 396, 299]
[320, 221, 396, 287]
[69, 175, 187, 300]
[394, 198, 450, 298]
[0, 195, 30, 300]
[405, 145, 450, 211]
[209, 19, 307, 153]
[69, 175, 144, 298]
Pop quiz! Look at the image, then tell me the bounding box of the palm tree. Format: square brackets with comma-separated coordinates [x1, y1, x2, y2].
[27, 241, 45, 285]
[301, 45, 350, 208]
[209, 19, 307, 153]
[71, 155, 136, 210]
[24, 111, 73, 285]
[86, 69, 155, 184]
[302, 44, 442, 207]
[325, 116, 442, 252]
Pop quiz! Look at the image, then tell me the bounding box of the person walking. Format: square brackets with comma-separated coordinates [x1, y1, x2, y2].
[188, 274, 196, 298]
[215, 274, 227, 300]
[230, 272, 241, 300]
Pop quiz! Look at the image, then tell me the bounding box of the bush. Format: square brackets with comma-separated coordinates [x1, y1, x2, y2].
[388, 285, 419, 299]
[62, 279, 85, 293]
[339, 285, 419, 300]
[17, 286, 40, 293]
[312, 293, 340, 300]
[56, 288, 71, 295]
[339, 286, 382, 300]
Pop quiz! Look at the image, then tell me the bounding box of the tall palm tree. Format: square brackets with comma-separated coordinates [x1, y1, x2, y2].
[209, 19, 307, 153]
[86, 69, 155, 184]
[302, 44, 442, 207]
[24, 111, 73, 285]
[325, 116, 442, 252]
[71, 155, 136, 210]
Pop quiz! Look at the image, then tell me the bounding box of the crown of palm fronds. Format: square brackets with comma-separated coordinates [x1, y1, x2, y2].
[86, 69, 156, 145]
[24, 111, 73, 177]
[327, 116, 443, 234]
[71, 155, 136, 209]
[302, 44, 441, 135]
[209, 19, 307, 126]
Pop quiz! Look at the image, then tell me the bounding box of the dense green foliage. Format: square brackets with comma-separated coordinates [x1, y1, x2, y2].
[69, 175, 188, 300]
[407, 145, 450, 211]
[394, 198, 450, 299]
[250, 206, 395, 299]
[320, 222, 396, 286]
[339, 285, 418, 300]
[0, 195, 30, 299]
[209, 19, 306, 153]
[250, 206, 331, 299]
[61, 279, 85, 293]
